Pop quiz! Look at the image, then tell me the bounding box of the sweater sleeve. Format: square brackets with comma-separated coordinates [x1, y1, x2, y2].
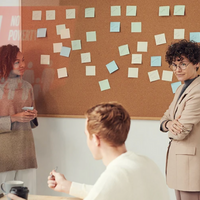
[69, 182, 93, 199]
[0, 116, 11, 134]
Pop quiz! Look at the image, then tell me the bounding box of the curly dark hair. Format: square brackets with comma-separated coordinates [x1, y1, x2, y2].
[165, 40, 200, 71]
[0, 44, 20, 79]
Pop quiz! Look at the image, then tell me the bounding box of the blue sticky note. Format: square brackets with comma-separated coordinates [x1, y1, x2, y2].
[37, 28, 47, 38]
[190, 32, 200, 43]
[106, 60, 119, 74]
[171, 81, 181, 93]
[60, 46, 71, 57]
[110, 22, 120, 32]
[151, 56, 161, 66]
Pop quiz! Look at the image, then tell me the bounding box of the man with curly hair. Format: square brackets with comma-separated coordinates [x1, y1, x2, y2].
[46, 102, 170, 200]
[160, 39, 200, 200]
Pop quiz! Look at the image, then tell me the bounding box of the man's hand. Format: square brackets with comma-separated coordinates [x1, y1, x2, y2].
[47, 170, 72, 194]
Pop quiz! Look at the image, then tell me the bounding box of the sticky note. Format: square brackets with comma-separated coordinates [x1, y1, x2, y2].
[41, 55, 50, 65]
[126, 6, 137, 16]
[118, 44, 130, 56]
[60, 46, 71, 57]
[174, 29, 185, 39]
[0, 16, 2, 30]
[137, 42, 148, 52]
[159, 6, 170, 16]
[86, 31, 96, 42]
[32, 10, 42, 20]
[37, 28, 47, 38]
[81, 52, 91, 63]
[53, 43, 62, 53]
[86, 66, 96, 76]
[190, 32, 200, 43]
[174, 5, 185, 16]
[60, 28, 70, 39]
[131, 54, 142, 64]
[171, 81, 181, 93]
[66, 9, 76, 19]
[111, 6, 121, 16]
[148, 70, 160, 82]
[56, 24, 66, 35]
[99, 79, 110, 91]
[110, 22, 120, 32]
[57, 67, 67, 79]
[46, 10, 55, 20]
[162, 70, 173, 82]
[85, 7, 95, 18]
[71, 40, 81, 50]
[128, 68, 138, 78]
[131, 22, 141, 33]
[106, 61, 119, 74]
[151, 56, 161, 67]
[155, 33, 166, 45]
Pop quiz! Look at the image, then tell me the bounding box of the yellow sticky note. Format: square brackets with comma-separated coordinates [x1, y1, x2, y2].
[32, 10, 42, 20]
[46, 10, 55, 20]
[148, 70, 160, 82]
[162, 70, 173, 82]
[131, 54, 142, 64]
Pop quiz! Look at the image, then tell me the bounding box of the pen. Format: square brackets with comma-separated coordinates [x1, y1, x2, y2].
[50, 166, 58, 178]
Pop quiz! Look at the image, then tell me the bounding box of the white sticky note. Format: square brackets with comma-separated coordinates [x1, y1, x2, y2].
[57, 67, 67, 78]
[66, 9, 76, 19]
[32, 11, 42, 20]
[148, 70, 160, 82]
[159, 6, 170, 16]
[85, 7, 95, 18]
[56, 24, 66, 35]
[0, 16, 2, 30]
[131, 22, 142, 33]
[86, 31, 96, 42]
[131, 54, 142, 64]
[99, 79, 110, 91]
[86, 66, 96, 76]
[126, 6, 137, 16]
[46, 10, 55, 20]
[53, 43, 63, 53]
[71, 40, 81, 50]
[155, 33, 166, 45]
[81, 52, 91, 63]
[118, 44, 130, 56]
[174, 29, 185, 39]
[137, 42, 148, 52]
[174, 5, 185, 16]
[162, 70, 173, 81]
[111, 6, 121, 16]
[60, 28, 70, 39]
[128, 68, 138, 78]
[41, 55, 50, 65]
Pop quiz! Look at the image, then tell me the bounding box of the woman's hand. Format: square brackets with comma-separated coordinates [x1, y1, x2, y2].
[166, 116, 184, 135]
[47, 170, 72, 194]
[7, 193, 25, 200]
[10, 109, 38, 123]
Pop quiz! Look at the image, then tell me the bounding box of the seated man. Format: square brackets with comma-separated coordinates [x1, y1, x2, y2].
[47, 102, 170, 200]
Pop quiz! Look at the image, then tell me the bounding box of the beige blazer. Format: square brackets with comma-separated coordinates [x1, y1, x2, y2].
[161, 76, 200, 191]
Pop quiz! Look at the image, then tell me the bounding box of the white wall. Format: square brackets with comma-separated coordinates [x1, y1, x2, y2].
[33, 117, 176, 200]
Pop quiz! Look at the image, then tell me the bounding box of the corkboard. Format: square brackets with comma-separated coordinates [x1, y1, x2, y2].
[21, 0, 200, 119]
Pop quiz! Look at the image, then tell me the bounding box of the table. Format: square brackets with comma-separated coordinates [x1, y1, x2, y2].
[1, 194, 81, 200]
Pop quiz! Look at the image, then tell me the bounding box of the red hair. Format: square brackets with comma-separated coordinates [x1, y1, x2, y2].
[0, 44, 19, 79]
[86, 102, 130, 147]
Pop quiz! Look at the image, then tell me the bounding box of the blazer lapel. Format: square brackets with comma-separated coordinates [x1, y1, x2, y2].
[173, 76, 200, 119]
